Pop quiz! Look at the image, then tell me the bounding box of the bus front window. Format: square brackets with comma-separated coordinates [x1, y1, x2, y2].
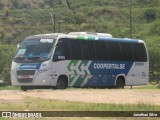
[53, 41, 65, 61]
[14, 38, 56, 63]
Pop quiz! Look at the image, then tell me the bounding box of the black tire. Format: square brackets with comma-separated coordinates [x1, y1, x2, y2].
[116, 78, 125, 89]
[55, 77, 67, 89]
[20, 86, 28, 91]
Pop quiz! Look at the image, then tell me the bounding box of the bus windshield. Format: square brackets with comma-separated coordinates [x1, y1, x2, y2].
[13, 38, 56, 63]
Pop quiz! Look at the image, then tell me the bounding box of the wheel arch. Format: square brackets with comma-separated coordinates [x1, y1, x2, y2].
[57, 74, 69, 86]
[115, 74, 126, 86]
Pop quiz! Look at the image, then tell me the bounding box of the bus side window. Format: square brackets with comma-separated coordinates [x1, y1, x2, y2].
[71, 40, 82, 60]
[108, 41, 122, 61]
[120, 42, 133, 61]
[53, 41, 65, 61]
[94, 41, 109, 61]
[132, 43, 147, 62]
[81, 40, 95, 60]
[62, 39, 72, 60]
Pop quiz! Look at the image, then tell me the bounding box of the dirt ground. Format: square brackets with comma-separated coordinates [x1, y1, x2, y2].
[0, 88, 160, 105]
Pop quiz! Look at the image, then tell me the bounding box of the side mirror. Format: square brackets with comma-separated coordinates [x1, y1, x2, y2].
[53, 55, 65, 62]
[17, 43, 20, 49]
[58, 56, 65, 60]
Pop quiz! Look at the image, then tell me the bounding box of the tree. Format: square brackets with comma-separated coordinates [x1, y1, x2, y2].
[0, 45, 16, 84]
[3, 4, 10, 17]
[12, 0, 19, 8]
[149, 21, 160, 35]
[144, 9, 156, 22]
[147, 36, 160, 74]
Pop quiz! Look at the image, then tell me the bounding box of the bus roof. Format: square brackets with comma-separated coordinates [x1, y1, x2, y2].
[26, 33, 66, 39]
[59, 34, 144, 43]
[25, 32, 144, 44]
[66, 32, 143, 43]
[68, 32, 112, 38]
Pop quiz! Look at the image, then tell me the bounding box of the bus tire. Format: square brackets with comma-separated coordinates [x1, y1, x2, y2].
[116, 77, 125, 89]
[55, 77, 67, 89]
[20, 86, 28, 91]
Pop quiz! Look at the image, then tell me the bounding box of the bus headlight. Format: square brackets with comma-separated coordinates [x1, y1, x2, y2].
[38, 69, 47, 74]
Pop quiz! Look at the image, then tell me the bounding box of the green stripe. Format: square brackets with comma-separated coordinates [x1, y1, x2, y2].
[67, 60, 78, 72]
[77, 36, 85, 40]
[73, 75, 86, 86]
[69, 75, 76, 85]
[79, 60, 89, 74]
[88, 36, 95, 40]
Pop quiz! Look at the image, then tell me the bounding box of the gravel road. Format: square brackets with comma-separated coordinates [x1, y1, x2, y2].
[0, 89, 159, 105]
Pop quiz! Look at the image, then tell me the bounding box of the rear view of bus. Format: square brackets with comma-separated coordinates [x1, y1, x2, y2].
[11, 32, 149, 90]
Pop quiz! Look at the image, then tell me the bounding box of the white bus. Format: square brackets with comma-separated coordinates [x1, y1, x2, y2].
[11, 32, 149, 90]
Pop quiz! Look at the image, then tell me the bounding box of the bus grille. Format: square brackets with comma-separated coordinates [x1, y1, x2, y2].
[17, 70, 35, 82]
[18, 78, 33, 82]
[17, 70, 35, 75]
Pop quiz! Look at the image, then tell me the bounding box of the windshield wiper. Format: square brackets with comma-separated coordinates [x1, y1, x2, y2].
[14, 56, 31, 62]
[27, 56, 48, 61]
[14, 56, 26, 60]
[14, 56, 48, 63]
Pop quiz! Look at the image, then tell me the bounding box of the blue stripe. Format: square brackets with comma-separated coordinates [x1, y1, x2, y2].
[83, 61, 134, 87]
[89, 61, 133, 75]
[85, 75, 115, 87]
[19, 63, 41, 70]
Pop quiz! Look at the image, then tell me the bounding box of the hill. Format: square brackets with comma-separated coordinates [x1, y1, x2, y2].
[0, 0, 159, 42]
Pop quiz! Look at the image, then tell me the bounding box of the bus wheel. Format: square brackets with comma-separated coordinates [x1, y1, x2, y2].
[55, 77, 67, 89]
[20, 86, 28, 91]
[116, 78, 125, 89]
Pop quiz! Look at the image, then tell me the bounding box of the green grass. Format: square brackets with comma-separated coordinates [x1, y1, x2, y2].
[128, 84, 159, 90]
[0, 98, 159, 120]
[0, 84, 158, 90]
[0, 97, 159, 111]
[0, 85, 19, 90]
[0, 91, 159, 120]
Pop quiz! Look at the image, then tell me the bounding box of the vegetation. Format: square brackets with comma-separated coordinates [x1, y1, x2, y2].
[0, 84, 159, 90]
[0, 85, 19, 90]
[0, 97, 159, 111]
[0, 45, 16, 83]
[0, 0, 160, 83]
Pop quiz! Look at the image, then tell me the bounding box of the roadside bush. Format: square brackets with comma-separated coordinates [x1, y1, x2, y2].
[0, 45, 16, 84]
[144, 9, 157, 23]
[146, 36, 160, 74]
[148, 21, 160, 35]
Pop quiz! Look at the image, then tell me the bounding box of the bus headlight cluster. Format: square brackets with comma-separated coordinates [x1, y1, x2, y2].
[38, 69, 47, 74]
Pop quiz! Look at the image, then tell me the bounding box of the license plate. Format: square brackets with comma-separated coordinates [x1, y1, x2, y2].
[21, 75, 29, 79]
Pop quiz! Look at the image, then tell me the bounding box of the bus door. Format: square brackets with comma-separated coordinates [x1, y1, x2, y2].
[51, 40, 67, 86]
